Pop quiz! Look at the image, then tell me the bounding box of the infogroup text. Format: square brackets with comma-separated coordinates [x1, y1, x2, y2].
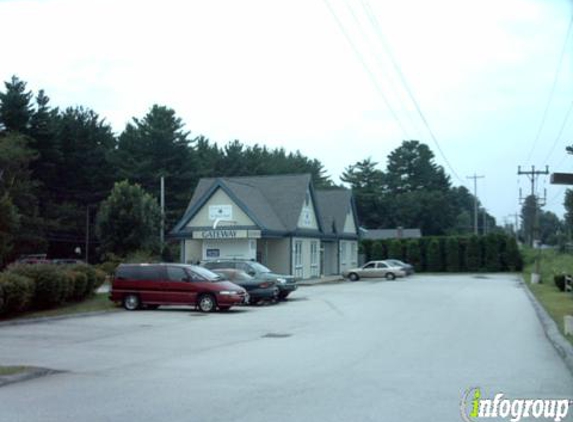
[461, 387, 571, 422]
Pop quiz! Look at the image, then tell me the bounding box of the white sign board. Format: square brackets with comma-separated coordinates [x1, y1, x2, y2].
[208, 205, 233, 221]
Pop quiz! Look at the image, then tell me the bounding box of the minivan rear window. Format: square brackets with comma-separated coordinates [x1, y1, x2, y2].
[117, 265, 164, 280]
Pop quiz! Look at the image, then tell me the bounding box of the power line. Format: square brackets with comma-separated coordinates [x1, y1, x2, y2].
[322, 0, 410, 139]
[547, 186, 566, 206]
[543, 98, 573, 165]
[525, 13, 573, 164]
[358, 0, 465, 185]
[342, 0, 424, 140]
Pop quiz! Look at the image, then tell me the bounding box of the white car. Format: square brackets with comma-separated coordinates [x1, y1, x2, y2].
[342, 260, 407, 281]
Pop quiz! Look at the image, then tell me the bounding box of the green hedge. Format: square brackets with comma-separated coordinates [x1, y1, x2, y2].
[0, 273, 35, 315]
[361, 234, 522, 273]
[0, 263, 104, 316]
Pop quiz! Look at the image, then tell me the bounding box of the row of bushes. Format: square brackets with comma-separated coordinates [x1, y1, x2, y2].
[0, 264, 106, 316]
[361, 234, 523, 272]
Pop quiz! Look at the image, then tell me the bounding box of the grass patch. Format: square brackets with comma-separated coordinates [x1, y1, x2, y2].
[522, 248, 573, 345]
[0, 293, 118, 322]
[0, 366, 29, 376]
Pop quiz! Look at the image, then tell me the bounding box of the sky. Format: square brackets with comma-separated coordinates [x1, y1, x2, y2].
[1, 0, 572, 226]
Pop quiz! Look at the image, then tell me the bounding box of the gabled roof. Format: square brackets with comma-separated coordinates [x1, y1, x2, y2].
[172, 174, 321, 234]
[314, 189, 355, 235]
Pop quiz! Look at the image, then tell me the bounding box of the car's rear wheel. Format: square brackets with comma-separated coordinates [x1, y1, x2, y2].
[197, 294, 216, 313]
[123, 294, 140, 311]
[386, 272, 396, 280]
[278, 291, 290, 300]
[348, 272, 359, 281]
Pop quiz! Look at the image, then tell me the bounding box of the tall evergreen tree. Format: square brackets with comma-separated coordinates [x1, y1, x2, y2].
[0, 133, 45, 258]
[385, 140, 450, 194]
[0, 76, 33, 134]
[341, 158, 386, 228]
[115, 105, 194, 229]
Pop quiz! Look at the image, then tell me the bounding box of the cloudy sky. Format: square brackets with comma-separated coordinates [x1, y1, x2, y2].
[1, 0, 572, 225]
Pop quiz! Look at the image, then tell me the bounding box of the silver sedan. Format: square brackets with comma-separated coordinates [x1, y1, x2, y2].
[342, 260, 407, 281]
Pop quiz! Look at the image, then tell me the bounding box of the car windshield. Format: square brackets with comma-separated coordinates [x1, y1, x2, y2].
[249, 262, 272, 273]
[188, 265, 223, 281]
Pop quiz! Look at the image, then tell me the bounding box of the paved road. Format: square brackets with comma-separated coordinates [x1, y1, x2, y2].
[1, 274, 572, 422]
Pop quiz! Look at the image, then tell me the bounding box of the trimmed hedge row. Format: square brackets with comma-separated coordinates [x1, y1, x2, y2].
[0, 263, 106, 316]
[361, 234, 523, 273]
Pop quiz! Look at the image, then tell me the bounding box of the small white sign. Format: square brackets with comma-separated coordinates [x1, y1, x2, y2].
[209, 205, 233, 221]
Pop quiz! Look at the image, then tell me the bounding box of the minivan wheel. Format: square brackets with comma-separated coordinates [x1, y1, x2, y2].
[348, 272, 359, 281]
[386, 273, 396, 280]
[198, 294, 216, 313]
[123, 294, 141, 311]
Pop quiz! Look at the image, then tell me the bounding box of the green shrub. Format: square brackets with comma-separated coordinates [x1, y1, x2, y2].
[505, 237, 522, 271]
[426, 238, 442, 272]
[388, 240, 403, 260]
[371, 241, 385, 260]
[484, 234, 501, 272]
[445, 237, 461, 272]
[93, 269, 106, 290]
[65, 271, 88, 301]
[554, 274, 566, 292]
[406, 240, 422, 271]
[361, 240, 373, 262]
[0, 273, 34, 314]
[69, 264, 97, 297]
[466, 236, 481, 272]
[8, 264, 67, 309]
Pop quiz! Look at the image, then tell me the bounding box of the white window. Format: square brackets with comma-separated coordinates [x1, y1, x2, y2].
[310, 241, 319, 277]
[294, 240, 303, 278]
[350, 242, 357, 265]
[340, 242, 347, 266]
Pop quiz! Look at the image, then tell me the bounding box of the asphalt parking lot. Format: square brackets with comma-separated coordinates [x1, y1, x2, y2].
[1, 274, 573, 422]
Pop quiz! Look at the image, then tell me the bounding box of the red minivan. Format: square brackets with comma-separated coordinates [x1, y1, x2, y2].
[110, 263, 248, 312]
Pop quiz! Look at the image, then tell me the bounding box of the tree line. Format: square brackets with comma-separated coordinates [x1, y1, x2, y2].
[0, 76, 332, 265]
[341, 141, 497, 236]
[0, 75, 502, 265]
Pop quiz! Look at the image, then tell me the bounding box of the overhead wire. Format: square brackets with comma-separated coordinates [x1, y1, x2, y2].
[342, 0, 425, 141]
[525, 13, 573, 164]
[544, 99, 573, 166]
[322, 0, 411, 139]
[358, 0, 466, 186]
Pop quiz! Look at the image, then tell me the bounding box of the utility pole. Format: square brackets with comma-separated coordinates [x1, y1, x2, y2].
[517, 165, 549, 284]
[466, 174, 484, 235]
[85, 205, 90, 264]
[160, 176, 165, 250]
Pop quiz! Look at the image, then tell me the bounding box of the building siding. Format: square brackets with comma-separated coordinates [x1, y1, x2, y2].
[187, 188, 255, 228]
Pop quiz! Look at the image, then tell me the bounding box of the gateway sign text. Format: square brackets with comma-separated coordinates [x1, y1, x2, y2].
[193, 230, 261, 240]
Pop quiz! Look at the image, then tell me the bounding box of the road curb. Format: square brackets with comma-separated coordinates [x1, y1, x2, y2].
[297, 277, 344, 286]
[0, 367, 64, 388]
[519, 276, 573, 375]
[0, 309, 120, 328]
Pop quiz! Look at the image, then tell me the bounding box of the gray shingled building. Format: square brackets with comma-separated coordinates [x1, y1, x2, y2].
[171, 174, 359, 279]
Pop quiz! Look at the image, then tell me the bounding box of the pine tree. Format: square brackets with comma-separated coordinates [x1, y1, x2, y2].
[0, 76, 33, 134]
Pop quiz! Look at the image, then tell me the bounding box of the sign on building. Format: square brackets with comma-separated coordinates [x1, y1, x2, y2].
[209, 205, 233, 221]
